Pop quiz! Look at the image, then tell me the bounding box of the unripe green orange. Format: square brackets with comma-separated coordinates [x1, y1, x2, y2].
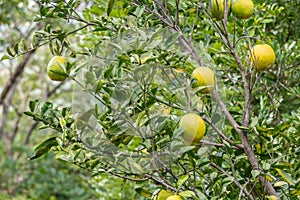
[179, 113, 206, 144]
[250, 44, 276, 71]
[231, 0, 254, 19]
[211, 0, 231, 20]
[191, 67, 215, 93]
[47, 56, 69, 81]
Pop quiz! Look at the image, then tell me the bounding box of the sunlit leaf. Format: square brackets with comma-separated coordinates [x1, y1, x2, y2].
[29, 137, 58, 160]
[6, 46, 14, 57]
[275, 168, 295, 186]
[177, 174, 189, 188]
[107, 0, 115, 16]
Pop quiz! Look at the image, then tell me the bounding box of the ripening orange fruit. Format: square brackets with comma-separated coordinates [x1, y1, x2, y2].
[231, 0, 254, 19]
[47, 56, 69, 81]
[179, 113, 206, 144]
[191, 67, 215, 93]
[250, 44, 276, 71]
[166, 195, 183, 200]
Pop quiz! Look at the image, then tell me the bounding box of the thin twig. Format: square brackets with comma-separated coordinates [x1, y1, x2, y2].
[274, 60, 283, 91]
[210, 162, 255, 200]
[145, 174, 177, 192]
[202, 115, 244, 149]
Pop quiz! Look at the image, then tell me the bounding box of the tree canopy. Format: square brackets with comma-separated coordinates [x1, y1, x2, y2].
[1, 0, 299, 199]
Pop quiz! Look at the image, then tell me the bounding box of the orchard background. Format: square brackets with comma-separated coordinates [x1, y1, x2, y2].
[0, 0, 299, 199]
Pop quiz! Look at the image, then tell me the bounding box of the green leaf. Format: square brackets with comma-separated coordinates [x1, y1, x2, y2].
[266, 195, 279, 200]
[29, 137, 58, 160]
[118, 54, 131, 65]
[23, 111, 36, 118]
[90, 159, 100, 169]
[14, 43, 19, 55]
[135, 188, 152, 198]
[172, 127, 184, 140]
[107, 0, 115, 16]
[237, 126, 249, 131]
[93, 27, 109, 32]
[55, 152, 72, 162]
[134, 5, 144, 17]
[275, 168, 295, 186]
[41, 102, 53, 116]
[6, 46, 14, 57]
[274, 181, 288, 187]
[29, 99, 40, 112]
[211, 113, 221, 124]
[38, 125, 49, 130]
[49, 69, 69, 77]
[195, 191, 208, 200]
[177, 174, 189, 188]
[261, 19, 273, 24]
[251, 169, 260, 179]
[61, 107, 68, 117]
[22, 39, 28, 52]
[162, 32, 180, 50]
[0, 54, 11, 61]
[178, 190, 196, 198]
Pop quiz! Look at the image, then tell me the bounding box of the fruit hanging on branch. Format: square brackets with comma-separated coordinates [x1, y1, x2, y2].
[47, 56, 70, 81]
[156, 190, 174, 200]
[250, 44, 276, 71]
[231, 0, 254, 19]
[191, 66, 215, 93]
[211, 0, 231, 20]
[166, 195, 183, 200]
[179, 113, 206, 144]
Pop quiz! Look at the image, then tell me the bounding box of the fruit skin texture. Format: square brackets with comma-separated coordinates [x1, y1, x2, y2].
[179, 113, 206, 144]
[47, 56, 69, 81]
[156, 190, 174, 200]
[231, 0, 254, 19]
[166, 195, 183, 200]
[250, 44, 276, 71]
[211, 0, 231, 20]
[191, 67, 215, 93]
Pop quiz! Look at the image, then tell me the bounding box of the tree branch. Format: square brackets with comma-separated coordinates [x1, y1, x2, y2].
[131, 1, 278, 197]
[145, 174, 177, 192]
[0, 52, 35, 105]
[202, 115, 244, 149]
[220, 19, 251, 128]
[0, 22, 43, 105]
[207, 6, 278, 197]
[0, 81, 18, 157]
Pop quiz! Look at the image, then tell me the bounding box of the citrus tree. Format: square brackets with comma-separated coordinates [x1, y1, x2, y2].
[2, 0, 300, 199]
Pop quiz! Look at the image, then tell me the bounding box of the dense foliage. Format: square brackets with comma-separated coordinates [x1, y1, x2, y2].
[1, 0, 299, 199]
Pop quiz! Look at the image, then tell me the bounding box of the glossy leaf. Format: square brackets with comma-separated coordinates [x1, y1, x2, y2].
[29, 137, 58, 160]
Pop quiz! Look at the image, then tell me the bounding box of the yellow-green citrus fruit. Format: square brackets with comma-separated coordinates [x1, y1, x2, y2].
[156, 190, 174, 200]
[191, 67, 215, 93]
[211, 0, 231, 20]
[231, 0, 254, 19]
[250, 44, 276, 71]
[47, 56, 69, 81]
[166, 195, 183, 200]
[179, 113, 206, 144]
